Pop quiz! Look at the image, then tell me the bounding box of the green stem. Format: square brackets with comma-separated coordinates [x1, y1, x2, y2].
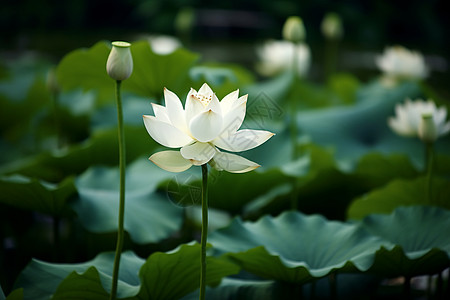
[110, 80, 126, 300]
[324, 39, 338, 80]
[290, 180, 299, 211]
[199, 164, 209, 300]
[289, 42, 299, 160]
[425, 143, 434, 204]
[51, 90, 62, 149]
[53, 216, 60, 262]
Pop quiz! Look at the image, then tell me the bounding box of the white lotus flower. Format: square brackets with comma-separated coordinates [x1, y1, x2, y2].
[148, 35, 181, 55]
[257, 40, 310, 77]
[143, 84, 274, 173]
[376, 46, 428, 84]
[388, 99, 450, 142]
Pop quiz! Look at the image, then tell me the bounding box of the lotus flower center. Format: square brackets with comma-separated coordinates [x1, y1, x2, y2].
[196, 93, 212, 107]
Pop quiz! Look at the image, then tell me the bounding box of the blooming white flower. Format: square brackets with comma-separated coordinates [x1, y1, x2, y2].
[106, 41, 133, 81]
[257, 40, 310, 77]
[376, 46, 428, 84]
[388, 99, 450, 142]
[143, 84, 274, 173]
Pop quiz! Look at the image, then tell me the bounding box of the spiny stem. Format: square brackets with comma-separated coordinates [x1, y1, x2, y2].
[199, 164, 209, 300]
[110, 80, 126, 300]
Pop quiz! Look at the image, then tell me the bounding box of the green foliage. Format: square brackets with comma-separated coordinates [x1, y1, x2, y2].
[0, 175, 75, 217]
[209, 206, 450, 284]
[364, 206, 450, 277]
[209, 211, 387, 283]
[56, 41, 199, 104]
[73, 158, 184, 244]
[0, 126, 158, 182]
[5, 289, 23, 300]
[17, 244, 238, 300]
[16, 251, 143, 300]
[135, 243, 239, 300]
[52, 268, 110, 300]
[347, 176, 450, 219]
[2, 39, 450, 299]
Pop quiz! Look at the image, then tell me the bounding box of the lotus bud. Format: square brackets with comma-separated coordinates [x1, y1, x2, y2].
[321, 13, 343, 40]
[46, 68, 60, 94]
[418, 114, 438, 143]
[106, 41, 133, 81]
[282, 16, 305, 43]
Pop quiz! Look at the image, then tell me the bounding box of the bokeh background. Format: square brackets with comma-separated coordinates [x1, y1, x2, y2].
[2, 0, 449, 87]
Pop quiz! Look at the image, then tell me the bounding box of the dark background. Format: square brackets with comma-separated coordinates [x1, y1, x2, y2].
[2, 0, 449, 58]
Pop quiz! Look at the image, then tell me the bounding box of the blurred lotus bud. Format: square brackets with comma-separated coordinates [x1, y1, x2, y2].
[106, 41, 133, 81]
[321, 12, 343, 40]
[175, 7, 195, 36]
[46, 68, 59, 94]
[282, 16, 305, 43]
[419, 114, 438, 143]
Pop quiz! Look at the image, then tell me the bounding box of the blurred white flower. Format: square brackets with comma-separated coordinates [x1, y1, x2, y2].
[148, 35, 182, 55]
[143, 83, 274, 173]
[257, 40, 310, 77]
[376, 46, 428, 84]
[388, 99, 450, 142]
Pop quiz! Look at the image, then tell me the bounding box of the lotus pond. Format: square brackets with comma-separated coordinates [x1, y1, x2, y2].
[1, 8, 450, 300]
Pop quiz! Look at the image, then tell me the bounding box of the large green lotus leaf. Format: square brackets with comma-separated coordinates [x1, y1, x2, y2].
[243, 71, 293, 109]
[352, 153, 418, 189]
[296, 81, 442, 170]
[362, 206, 450, 277]
[4, 289, 23, 300]
[48, 243, 238, 300]
[52, 267, 110, 300]
[189, 63, 255, 99]
[163, 165, 292, 215]
[0, 54, 50, 102]
[0, 175, 75, 216]
[73, 157, 183, 244]
[0, 126, 158, 182]
[135, 243, 240, 300]
[209, 211, 387, 283]
[91, 94, 152, 130]
[347, 176, 450, 219]
[56, 41, 199, 104]
[15, 251, 143, 300]
[244, 144, 362, 220]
